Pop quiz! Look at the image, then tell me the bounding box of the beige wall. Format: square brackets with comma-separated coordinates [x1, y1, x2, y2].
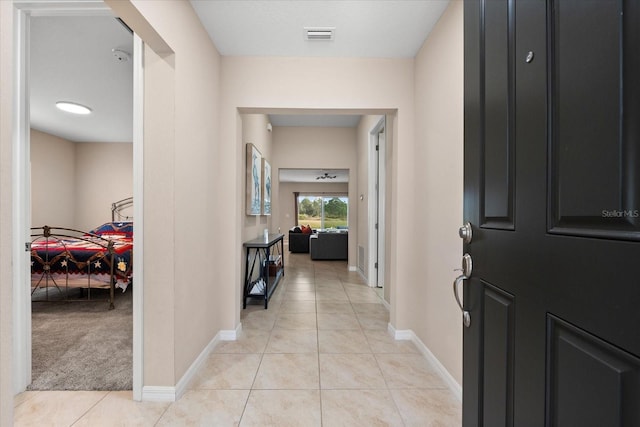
[75, 142, 133, 231]
[107, 0, 223, 388]
[1, 0, 14, 423]
[141, 44, 176, 386]
[221, 57, 415, 333]
[412, 0, 464, 384]
[271, 126, 357, 266]
[241, 114, 271, 243]
[30, 130, 133, 231]
[30, 129, 76, 228]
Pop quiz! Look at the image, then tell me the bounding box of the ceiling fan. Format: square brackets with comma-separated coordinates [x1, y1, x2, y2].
[316, 172, 337, 180]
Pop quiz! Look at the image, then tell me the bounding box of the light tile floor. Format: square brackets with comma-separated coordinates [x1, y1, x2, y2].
[14, 252, 461, 426]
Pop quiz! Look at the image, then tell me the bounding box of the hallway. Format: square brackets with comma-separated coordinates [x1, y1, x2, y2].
[14, 252, 461, 426]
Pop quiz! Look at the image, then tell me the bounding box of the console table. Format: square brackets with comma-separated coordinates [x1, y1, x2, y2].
[243, 233, 284, 309]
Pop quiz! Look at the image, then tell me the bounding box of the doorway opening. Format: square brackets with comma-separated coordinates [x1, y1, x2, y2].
[238, 109, 390, 298]
[12, 0, 143, 399]
[369, 116, 386, 291]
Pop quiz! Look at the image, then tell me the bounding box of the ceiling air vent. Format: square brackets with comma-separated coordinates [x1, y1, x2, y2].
[304, 27, 335, 41]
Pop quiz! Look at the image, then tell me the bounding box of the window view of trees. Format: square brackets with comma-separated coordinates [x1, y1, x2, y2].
[297, 195, 348, 230]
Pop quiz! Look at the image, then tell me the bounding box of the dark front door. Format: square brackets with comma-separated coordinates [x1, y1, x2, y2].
[463, 0, 640, 425]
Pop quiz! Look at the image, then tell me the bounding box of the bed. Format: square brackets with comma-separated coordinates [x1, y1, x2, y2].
[30, 198, 134, 309]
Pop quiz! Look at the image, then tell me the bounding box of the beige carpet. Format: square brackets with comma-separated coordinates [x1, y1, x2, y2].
[28, 287, 132, 391]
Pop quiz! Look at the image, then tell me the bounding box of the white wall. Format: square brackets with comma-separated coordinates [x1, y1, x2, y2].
[412, 0, 464, 384]
[30, 129, 76, 228]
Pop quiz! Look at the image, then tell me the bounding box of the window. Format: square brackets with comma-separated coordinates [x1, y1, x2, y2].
[297, 195, 348, 230]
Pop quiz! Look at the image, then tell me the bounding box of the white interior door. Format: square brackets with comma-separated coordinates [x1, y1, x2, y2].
[368, 116, 386, 289]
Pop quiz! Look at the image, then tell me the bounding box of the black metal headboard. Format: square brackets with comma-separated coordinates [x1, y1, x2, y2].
[111, 197, 133, 221]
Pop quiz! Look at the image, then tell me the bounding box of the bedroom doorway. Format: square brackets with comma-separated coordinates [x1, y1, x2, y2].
[12, 0, 144, 399]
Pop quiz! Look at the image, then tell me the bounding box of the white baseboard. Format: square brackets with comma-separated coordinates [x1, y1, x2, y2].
[389, 325, 462, 402]
[357, 269, 368, 284]
[142, 325, 239, 402]
[378, 295, 390, 310]
[141, 386, 177, 402]
[348, 265, 357, 272]
[220, 323, 242, 341]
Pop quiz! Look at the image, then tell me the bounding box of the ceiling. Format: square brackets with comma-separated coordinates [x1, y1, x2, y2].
[190, 0, 450, 58]
[269, 114, 362, 128]
[280, 169, 349, 183]
[30, 15, 133, 143]
[28, 1, 448, 143]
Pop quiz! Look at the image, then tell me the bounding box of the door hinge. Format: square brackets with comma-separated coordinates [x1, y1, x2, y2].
[25, 242, 31, 251]
[376, 145, 379, 151]
[375, 223, 378, 230]
[374, 262, 378, 269]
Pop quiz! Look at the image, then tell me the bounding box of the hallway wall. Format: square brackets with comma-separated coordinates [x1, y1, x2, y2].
[219, 57, 416, 336]
[241, 113, 272, 243]
[412, 0, 464, 385]
[106, 0, 224, 391]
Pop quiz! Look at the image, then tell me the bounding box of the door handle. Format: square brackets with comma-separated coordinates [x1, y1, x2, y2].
[453, 253, 473, 327]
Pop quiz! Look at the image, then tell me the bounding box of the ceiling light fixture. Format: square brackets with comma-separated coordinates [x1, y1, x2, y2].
[316, 172, 337, 180]
[304, 27, 335, 41]
[55, 101, 92, 115]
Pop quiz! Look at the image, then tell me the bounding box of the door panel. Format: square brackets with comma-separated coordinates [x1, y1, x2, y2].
[548, 0, 640, 240]
[463, 0, 640, 426]
[483, 0, 515, 229]
[482, 283, 514, 427]
[546, 315, 640, 426]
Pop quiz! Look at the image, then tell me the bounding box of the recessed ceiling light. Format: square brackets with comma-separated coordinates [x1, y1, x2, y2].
[55, 101, 92, 115]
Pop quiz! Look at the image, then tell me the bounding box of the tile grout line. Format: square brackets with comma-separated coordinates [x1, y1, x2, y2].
[69, 390, 110, 427]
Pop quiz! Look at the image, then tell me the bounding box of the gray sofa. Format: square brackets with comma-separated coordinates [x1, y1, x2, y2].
[310, 232, 348, 260]
[289, 231, 312, 253]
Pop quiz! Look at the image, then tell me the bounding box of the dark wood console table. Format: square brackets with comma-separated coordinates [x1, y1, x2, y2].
[243, 233, 284, 309]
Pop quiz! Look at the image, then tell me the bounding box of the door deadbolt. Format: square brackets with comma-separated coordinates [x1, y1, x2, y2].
[459, 222, 472, 243]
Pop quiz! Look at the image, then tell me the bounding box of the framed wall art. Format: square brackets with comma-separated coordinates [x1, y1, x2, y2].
[262, 158, 272, 215]
[246, 143, 262, 216]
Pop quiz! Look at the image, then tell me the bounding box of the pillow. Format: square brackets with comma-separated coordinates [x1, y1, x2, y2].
[88, 222, 133, 238]
[291, 226, 302, 233]
[301, 225, 312, 234]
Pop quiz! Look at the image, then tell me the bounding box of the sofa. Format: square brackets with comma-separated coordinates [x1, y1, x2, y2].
[310, 232, 348, 260]
[289, 226, 314, 253]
